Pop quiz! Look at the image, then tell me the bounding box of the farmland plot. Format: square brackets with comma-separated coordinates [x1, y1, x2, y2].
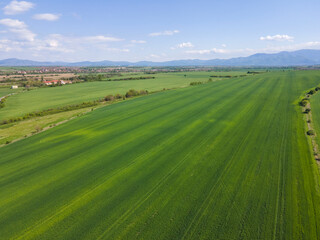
[0, 71, 320, 239]
[0, 71, 223, 121]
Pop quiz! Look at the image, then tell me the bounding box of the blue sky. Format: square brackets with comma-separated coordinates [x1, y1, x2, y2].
[0, 0, 319, 62]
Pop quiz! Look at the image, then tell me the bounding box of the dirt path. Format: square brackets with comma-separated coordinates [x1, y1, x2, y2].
[0, 92, 18, 102]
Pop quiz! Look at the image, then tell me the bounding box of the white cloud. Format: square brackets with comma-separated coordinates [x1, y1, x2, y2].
[0, 18, 26, 28]
[9, 27, 35, 41]
[104, 48, 129, 52]
[33, 13, 61, 21]
[184, 41, 320, 58]
[222, 44, 227, 48]
[45, 34, 124, 44]
[304, 41, 320, 47]
[131, 40, 146, 44]
[46, 39, 59, 47]
[177, 42, 193, 48]
[260, 41, 320, 52]
[260, 34, 294, 41]
[84, 35, 124, 42]
[3, 0, 34, 15]
[149, 54, 160, 58]
[149, 30, 179, 37]
[0, 18, 35, 41]
[186, 48, 227, 54]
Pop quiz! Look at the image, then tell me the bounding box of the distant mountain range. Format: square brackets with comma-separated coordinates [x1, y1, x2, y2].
[1, 49, 320, 67]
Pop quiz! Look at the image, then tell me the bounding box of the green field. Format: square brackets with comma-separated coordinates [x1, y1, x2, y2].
[0, 71, 320, 239]
[0, 88, 20, 98]
[0, 106, 97, 145]
[310, 92, 320, 154]
[0, 72, 243, 121]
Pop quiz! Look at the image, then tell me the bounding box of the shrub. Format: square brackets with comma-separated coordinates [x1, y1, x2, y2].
[190, 81, 203, 86]
[0, 100, 100, 125]
[139, 90, 148, 95]
[315, 87, 320, 91]
[307, 130, 315, 135]
[125, 89, 139, 98]
[114, 94, 123, 99]
[104, 95, 114, 101]
[0, 97, 7, 108]
[300, 99, 309, 107]
[308, 89, 316, 95]
[304, 108, 311, 114]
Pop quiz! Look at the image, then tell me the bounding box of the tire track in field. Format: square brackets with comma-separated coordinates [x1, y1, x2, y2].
[96, 76, 268, 239]
[0, 80, 239, 203]
[81, 77, 244, 132]
[0, 78, 248, 213]
[272, 77, 288, 240]
[1, 75, 253, 200]
[13, 95, 224, 240]
[13, 122, 197, 240]
[0, 76, 242, 176]
[6, 76, 263, 239]
[181, 76, 277, 239]
[95, 119, 226, 240]
[181, 118, 255, 240]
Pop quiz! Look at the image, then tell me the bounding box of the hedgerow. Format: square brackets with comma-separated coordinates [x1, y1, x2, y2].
[190, 81, 203, 86]
[125, 89, 148, 98]
[0, 100, 100, 125]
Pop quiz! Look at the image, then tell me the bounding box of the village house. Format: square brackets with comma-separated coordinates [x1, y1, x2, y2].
[43, 80, 72, 86]
[43, 80, 59, 86]
[60, 80, 72, 85]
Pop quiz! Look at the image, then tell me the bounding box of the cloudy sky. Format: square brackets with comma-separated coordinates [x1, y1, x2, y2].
[0, 0, 319, 62]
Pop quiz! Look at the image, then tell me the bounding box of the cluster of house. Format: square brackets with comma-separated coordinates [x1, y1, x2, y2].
[43, 80, 72, 86]
[13, 67, 129, 75]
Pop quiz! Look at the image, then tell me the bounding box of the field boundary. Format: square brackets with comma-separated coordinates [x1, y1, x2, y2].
[0, 86, 192, 148]
[0, 80, 224, 147]
[299, 87, 320, 167]
[0, 106, 99, 148]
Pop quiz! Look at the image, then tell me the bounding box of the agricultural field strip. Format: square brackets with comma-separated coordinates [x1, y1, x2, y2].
[0, 75, 310, 238]
[0, 72, 320, 239]
[49, 77, 268, 239]
[97, 77, 267, 240]
[110, 72, 319, 239]
[0, 76, 251, 209]
[0, 71, 242, 121]
[0, 77, 235, 177]
[0, 75, 244, 179]
[0, 74, 264, 238]
[183, 75, 282, 239]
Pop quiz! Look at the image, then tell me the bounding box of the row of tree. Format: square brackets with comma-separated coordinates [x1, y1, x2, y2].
[104, 89, 149, 102]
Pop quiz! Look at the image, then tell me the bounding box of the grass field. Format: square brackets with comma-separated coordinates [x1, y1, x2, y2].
[0, 71, 320, 239]
[0, 71, 243, 121]
[0, 88, 20, 98]
[310, 91, 320, 157]
[0, 106, 97, 145]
